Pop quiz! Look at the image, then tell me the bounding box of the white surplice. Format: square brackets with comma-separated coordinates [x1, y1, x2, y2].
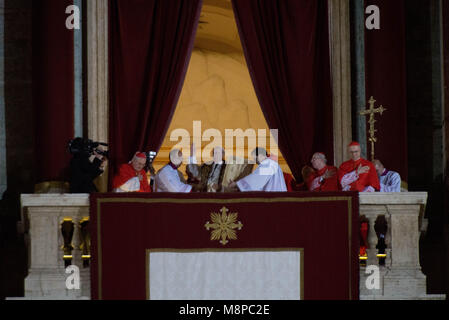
[155, 164, 192, 192]
[379, 170, 401, 192]
[113, 177, 140, 193]
[236, 158, 287, 192]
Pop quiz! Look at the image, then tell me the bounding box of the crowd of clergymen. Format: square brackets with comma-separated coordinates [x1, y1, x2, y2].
[111, 141, 402, 194]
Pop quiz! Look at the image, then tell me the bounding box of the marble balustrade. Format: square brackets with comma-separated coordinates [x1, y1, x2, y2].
[15, 192, 445, 300]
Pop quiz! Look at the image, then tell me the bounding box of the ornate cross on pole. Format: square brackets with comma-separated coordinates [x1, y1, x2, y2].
[359, 96, 387, 160]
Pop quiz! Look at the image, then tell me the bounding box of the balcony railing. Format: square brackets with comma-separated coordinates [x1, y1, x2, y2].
[15, 192, 445, 300]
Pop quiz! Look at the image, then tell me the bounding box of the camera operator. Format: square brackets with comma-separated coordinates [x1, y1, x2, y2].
[68, 138, 108, 193]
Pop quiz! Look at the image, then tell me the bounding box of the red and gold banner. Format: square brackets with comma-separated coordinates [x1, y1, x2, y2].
[90, 192, 359, 300]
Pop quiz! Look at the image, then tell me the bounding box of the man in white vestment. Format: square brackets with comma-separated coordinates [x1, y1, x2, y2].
[155, 149, 192, 192]
[373, 159, 402, 192]
[230, 147, 287, 192]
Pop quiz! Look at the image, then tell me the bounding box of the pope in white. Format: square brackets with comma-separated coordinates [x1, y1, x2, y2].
[230, 147, 287, 192]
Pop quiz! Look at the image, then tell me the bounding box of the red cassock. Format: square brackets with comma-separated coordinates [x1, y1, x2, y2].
[338, 158, 380, 192]
[283, 172, 295, 192]
[112, 163, 151, 192]
[306, 165, 339, 191]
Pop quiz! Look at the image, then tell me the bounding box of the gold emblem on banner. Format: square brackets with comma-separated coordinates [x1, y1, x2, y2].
[205, 207, 243, 245]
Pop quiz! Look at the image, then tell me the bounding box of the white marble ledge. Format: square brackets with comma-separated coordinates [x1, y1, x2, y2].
[21, 193, 90, 207]
[20, 192, 428, 207]
[359, 192, 427, 205]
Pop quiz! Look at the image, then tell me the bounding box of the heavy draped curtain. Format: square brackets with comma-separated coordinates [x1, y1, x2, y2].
[232, 0, 333, 181]
[364, 0, 407, 181]
[109, 0, 332, 183]
[109, 0, 202, 183]
[33, 0, 74, 183]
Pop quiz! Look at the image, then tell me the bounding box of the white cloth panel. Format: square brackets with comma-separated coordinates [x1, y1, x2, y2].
[148, 250, 301, 300]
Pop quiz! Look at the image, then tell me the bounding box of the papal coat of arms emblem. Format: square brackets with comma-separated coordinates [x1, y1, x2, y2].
[204, 206, 243, 245]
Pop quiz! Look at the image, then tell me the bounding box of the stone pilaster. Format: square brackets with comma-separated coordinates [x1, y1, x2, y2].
[22, 194, 90, 299]
[358, 193, 444, 300]
[87, 0, 108, 192]
[351, 0, 368, 158]
[74, 0, 83, 137]
[329, 0, 352, 167]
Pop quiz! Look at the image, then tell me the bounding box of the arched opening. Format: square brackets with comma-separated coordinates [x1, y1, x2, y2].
[152, 0, 291, 176]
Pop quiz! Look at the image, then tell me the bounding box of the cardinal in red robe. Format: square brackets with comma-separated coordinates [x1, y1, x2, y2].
[338, 142, 380, 192]
[305, 152, 339, 191]
[338, 142, 379, 257]
[112, 152, 151, 192]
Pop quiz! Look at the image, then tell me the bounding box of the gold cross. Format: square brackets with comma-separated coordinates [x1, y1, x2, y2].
[359, 96, 387, 160]
[205, 207, 243, 245]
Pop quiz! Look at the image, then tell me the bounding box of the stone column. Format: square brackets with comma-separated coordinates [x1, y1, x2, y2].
[74, 0, 83, 137]
[71, 210, 91, 299]
[71, 215, 82, 269]
[382, 204, 427, 298]
[358, 193, 447, 300]
[22, 194, 90, 299]
[352, 0, 368, 158]
[363, 208, 379, 266]
[430, 0, 445, 179]
[87, 0, 108, 192]
[25, 208, 71, 298]
[387, 205, 423, 268]
[329, 0, 352, 167]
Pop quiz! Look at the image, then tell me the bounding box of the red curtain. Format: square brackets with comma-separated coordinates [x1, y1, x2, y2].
[33, 0, 74, 182]
[364, 0, 408, 181]
[108, 0, 202, 183]
[232, 0, 333, 181]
